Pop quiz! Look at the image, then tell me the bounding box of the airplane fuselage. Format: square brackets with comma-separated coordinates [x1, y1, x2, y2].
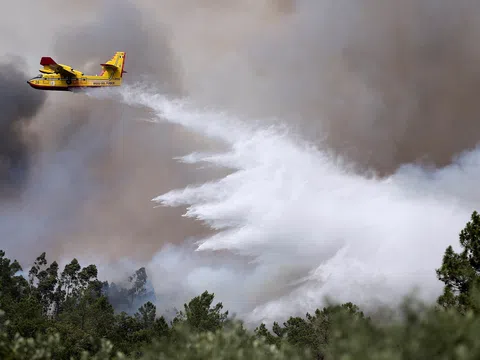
[27, 73, 122, 91]
[27, 51, 126, 92]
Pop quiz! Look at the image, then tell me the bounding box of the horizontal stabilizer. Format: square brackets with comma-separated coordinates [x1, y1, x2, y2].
[100, 62, 127, 74]
[100, 63, 118, 69]
[40, 57, 57, 66]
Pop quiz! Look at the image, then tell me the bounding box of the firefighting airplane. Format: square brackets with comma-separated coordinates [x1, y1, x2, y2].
[27, 51, 126, 91]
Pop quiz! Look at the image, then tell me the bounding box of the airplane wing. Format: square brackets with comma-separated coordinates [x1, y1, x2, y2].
[40, 57, 77, 77]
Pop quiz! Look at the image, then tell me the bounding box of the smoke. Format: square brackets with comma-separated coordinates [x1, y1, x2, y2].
[52, 0, 181, 94]
[3, 0, 480, 327]
[98, 0, 480, 325]
[0, 57, 46, 196]
[172, 0, 480, 176]
[0, 0, 225, 265]
[86, 84, 471, 327]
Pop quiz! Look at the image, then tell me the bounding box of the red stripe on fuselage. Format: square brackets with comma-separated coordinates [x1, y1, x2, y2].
[121, 52, 126, 77]
[28, 83, 105, 91]
[28, 83, 68, 91]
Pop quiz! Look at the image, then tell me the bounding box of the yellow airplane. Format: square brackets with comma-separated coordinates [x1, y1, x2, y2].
[27, 51, 127, 91]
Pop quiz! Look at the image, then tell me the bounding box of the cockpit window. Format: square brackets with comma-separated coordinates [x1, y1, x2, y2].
[33, 74, 43, 79]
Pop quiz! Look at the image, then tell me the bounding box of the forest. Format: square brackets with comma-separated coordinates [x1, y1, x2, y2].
[2, 211, 480, 359]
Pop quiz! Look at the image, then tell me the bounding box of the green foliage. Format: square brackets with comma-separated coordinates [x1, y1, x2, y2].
[436, 210, 480, 313]
[0, 251, 45, 339]
[3, 210, 480, 358]
[138, 321, 309, 360]
[326, 298, 480, 360]
[255, 301, 368, 359]
[172, 290, 228, 333]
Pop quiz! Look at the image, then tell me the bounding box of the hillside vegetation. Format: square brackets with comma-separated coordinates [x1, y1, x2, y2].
[2, 211, 480, 359]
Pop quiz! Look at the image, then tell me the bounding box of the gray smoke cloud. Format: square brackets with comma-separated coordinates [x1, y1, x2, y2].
[39, 0, 229, 263]
[176, 0, 480, 176]
[0, 0, 224, 265]
[0, 57, 46, 197]
[110, 0, 480, 322]
[52, 0, 181, 94]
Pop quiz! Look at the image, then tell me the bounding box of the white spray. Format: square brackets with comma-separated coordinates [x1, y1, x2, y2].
[89, 84, 477, 326]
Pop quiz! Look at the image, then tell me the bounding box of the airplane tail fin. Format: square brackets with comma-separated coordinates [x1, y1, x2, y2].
[100, 51, 127, 79]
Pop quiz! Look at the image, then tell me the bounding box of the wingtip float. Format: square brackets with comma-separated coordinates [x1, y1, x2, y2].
[27, 51, 127, 92]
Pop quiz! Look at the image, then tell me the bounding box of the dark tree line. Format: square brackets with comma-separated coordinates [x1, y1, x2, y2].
[2, 210, 480, 359]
